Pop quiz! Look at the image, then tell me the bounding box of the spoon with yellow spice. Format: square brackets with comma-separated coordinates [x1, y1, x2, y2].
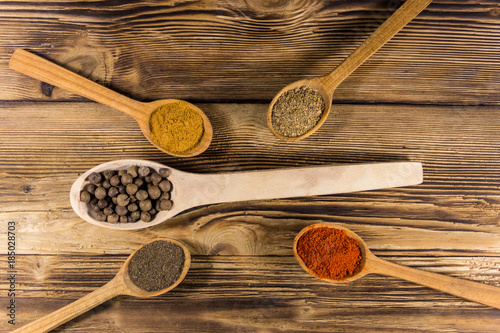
[9, 49, 212, 157]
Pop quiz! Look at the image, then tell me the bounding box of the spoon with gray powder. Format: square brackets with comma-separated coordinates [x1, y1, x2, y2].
[267, 0, 432, 141]
[12, 238, 191, 333]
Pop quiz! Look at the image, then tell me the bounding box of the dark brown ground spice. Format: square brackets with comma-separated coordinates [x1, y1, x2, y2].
[296, 226, 362, 280]
[128, 240, 185, 292]
[271, 86, 325, 137]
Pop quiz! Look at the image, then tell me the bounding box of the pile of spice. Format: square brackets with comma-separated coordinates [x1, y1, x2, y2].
[149, 101, 204, 154]
[271, 86, 325, 138]
[79, 165, 173, 223]
[128, 240, 185, 292]
[296, 226, 362, 280]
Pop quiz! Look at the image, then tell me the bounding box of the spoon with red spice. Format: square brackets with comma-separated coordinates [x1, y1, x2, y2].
[293, 223, 500, 309]
[9, 49, 213, 157]
[12, 238, 191, 333]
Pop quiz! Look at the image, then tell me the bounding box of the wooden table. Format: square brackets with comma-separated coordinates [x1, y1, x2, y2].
[1, 0, 499, 331]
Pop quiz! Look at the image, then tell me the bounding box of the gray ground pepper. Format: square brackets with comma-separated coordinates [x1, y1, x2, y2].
[271, 86, 325, 137]
[128, 240, 185, 292]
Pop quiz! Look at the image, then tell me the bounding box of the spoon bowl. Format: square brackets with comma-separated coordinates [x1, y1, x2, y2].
[267, 78, 333, 141]
[9, 49, 212, 157]
[70, 159, 423, 230]
[268, 0, 433, 140]
[139, 98, 212, 157]
[293, 223, 500, 309]
[13, 238, 191, 333]
[293, 223, 368, 283]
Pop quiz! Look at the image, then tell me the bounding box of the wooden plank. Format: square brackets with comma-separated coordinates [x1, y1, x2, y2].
[0, 102, 498, 257]
[2, 255, 499, 332]
[1, 0, 499, 104]
[1, 1, 500, 331]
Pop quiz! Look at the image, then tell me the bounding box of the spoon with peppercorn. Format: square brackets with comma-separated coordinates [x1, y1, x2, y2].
[267, 0, 433, 141]
[9, 49, 212, 157]
[70, 159, 423, 230]
[294, 223, 500, 309]
[12, 238, 191, 333]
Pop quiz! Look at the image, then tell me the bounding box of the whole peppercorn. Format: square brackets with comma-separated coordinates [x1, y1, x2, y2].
[103, 207, 114, 216]
[94, 186, 107, 200]
[80, 191, 91, 203]
[139, 199, 152, 212]
[90, 203, 101, 213]
[115, 205, 128, 216]
[117, 185, 126, 194]
[136, 189, 149, 201]
[102, 169, 115, 180]
[107, 214, 119, 223]
[127, 165, 138, 178]
[140, 211, 152, 222]
[116, 194, 130, 207]
[97, 199, 108, 209]
[88, 172, 102, 185]
[138, 166, 150, 177]
[94, 211, 107, 222]
[108, 187, 119, 198]
[110, 175, 121, 187]
[150, 173, 162, 185]
[134, 178, 144, 188]
[127, 203, 139, 212]
[121, 173, 133, 186]
[126, 183, 138, 195]
[102, 180, 111, 189]
[119, 215, 128, 223]
[158, 180, 172, 192]
[159, 168, 171, 177]
[85, 184, 97, 195]
[148, 185, 161, 200]
[130, 210, 141, 221]
[159, 192, 170, 201]
[157, 199, 173, 211]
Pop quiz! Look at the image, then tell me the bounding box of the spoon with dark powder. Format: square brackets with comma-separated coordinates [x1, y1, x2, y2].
[12, 238, 191, 333]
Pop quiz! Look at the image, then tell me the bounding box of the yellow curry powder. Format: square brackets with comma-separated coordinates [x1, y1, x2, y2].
[149, 101, 204, 154]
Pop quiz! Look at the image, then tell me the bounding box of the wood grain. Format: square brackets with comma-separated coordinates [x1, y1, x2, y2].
[0, 102, 498, 255]
[1, 0, 499, 105]
[2, 255, 499, 332]
[1, 0, 500, 331]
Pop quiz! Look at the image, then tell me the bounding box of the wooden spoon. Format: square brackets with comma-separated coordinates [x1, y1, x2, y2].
[9, 49, 213, 157]
[267, 0, 433, 141]
[12, 238, 191, 333]
[70, 159, 423, 230]
[294, 223, 500, 309]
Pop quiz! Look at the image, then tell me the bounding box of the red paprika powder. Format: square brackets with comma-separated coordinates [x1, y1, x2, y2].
[296, 226, 362, 280]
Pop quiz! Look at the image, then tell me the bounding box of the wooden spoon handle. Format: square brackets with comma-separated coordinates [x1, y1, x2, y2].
[186, 162, 422, 207]
[321, 0, 433, 91]
[12, 278, 125, 333]
[367, 254, 500, 309]
[9, 49, 144, 119]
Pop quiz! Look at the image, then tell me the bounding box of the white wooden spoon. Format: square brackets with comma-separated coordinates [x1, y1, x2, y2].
[70, 159, 423, 230]
[12, 238, 191, 333]
[294, 223, 500, 309]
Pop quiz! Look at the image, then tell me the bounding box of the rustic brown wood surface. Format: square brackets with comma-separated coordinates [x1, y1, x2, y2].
[1, 0, 499, 332]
